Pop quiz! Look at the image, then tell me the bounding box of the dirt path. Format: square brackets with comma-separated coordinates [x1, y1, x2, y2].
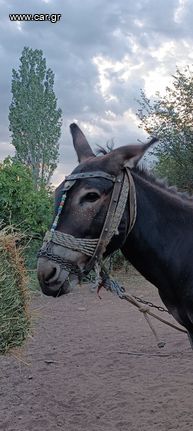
[1, 272, 193, 431]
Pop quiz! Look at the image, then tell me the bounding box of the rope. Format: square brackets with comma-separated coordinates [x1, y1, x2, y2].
[44, 231, 98, 256]
[121, 292, 187, 333]
[98, 273, 187, 348]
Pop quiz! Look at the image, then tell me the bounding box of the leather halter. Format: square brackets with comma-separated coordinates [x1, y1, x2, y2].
[38, 168, 137, 276]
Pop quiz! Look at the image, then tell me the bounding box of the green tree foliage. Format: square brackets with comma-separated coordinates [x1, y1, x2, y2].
[9, 47, 62, 186]
[137, 66, 193, 191]
[0, 157, 53, 237]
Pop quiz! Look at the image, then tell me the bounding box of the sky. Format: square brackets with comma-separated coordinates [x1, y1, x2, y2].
[1, 0, 193, 185]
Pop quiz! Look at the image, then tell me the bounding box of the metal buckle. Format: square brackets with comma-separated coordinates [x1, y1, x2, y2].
[62, 179, 76, 192]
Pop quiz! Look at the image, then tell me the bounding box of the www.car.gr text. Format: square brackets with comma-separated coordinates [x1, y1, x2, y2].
[9, 13, 62, 23]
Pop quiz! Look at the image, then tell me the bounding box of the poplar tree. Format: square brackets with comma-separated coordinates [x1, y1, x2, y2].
[9, 47, 62, 186]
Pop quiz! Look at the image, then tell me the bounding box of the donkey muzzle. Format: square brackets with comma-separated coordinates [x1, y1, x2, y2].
[37, 257, 71, 297]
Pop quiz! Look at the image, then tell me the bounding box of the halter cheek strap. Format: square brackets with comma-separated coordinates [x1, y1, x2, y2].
[83, 170, 130, 274]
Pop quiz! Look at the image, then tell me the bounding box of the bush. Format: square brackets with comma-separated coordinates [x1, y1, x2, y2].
[0, 157, 53, 236]
[0, 157, 54, 272]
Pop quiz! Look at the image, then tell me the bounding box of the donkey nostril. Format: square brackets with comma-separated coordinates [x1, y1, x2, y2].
[43, 264, 61, 284]
[44, 267, 57, 282]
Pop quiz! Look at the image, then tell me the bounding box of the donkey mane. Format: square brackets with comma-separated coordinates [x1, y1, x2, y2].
[95, 141, 115, 156]
[134, 166, 193, 204]
[95, 144, 193, 204]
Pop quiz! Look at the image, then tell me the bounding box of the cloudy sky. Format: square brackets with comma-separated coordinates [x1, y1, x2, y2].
[1, 0, 193, 185]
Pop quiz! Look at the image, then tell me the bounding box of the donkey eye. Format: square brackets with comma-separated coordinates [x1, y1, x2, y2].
[82, 192, 100, 203]
[86, 192, 100, 201]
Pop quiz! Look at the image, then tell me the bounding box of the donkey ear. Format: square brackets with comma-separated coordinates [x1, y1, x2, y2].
[70, 123, 95, 163]
[106, 136, 158, 169]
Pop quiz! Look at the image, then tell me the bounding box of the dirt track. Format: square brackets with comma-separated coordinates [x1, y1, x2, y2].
[1, 271, 193, 431]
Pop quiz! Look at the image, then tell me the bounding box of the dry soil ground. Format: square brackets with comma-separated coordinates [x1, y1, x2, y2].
[1, 269, 193, 431]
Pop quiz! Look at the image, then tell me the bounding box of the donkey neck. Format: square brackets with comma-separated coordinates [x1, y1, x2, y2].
[122, 171, 193, 293]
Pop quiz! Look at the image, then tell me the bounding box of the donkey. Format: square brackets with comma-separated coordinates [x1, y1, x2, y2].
[37, 123, 193, 345]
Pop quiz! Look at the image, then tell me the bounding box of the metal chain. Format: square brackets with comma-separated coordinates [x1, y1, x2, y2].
[37, 248, 81, 275]
[81, 265, 169, 314]
[133, 296, 169, 313]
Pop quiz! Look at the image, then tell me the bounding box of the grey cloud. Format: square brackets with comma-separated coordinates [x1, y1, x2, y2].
[1, 0, 193, 184]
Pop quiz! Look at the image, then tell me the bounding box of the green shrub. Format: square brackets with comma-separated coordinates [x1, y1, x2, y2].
[0, 157, 53, 237]
[0, 157, 54, 273]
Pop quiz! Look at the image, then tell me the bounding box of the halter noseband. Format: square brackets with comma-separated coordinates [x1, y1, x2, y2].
[38, 168, 137, 276]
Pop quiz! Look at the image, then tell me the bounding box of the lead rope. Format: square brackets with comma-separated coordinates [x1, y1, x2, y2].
[97, 269, 187, 348]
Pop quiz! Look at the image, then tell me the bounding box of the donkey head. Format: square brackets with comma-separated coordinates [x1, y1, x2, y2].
[37, 123, 156, 297]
